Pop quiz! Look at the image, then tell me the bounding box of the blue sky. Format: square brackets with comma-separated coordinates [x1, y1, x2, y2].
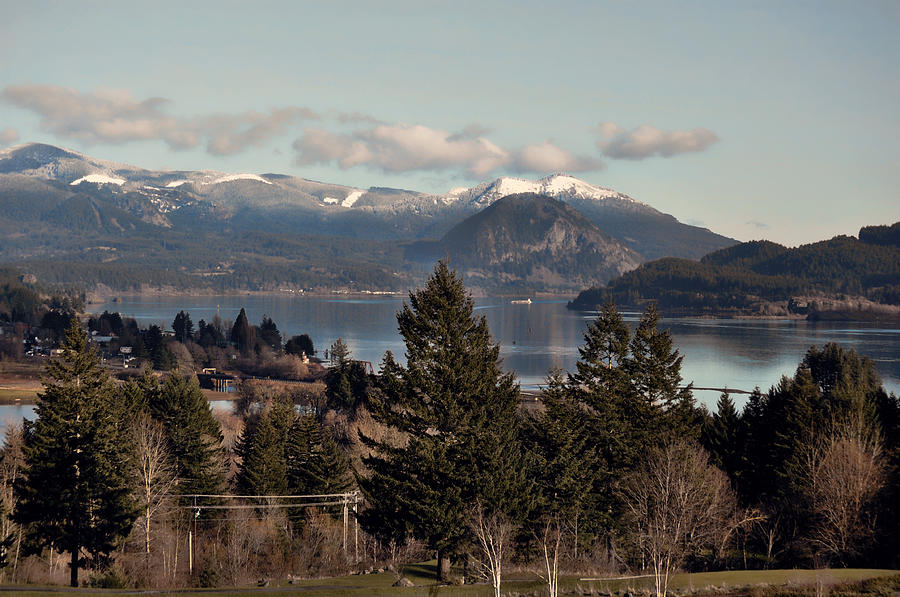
[1, 0, 897, 245]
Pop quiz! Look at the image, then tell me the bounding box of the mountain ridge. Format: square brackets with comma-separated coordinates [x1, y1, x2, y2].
[0, 142, 737, 292]
[408, 193, 641, 292]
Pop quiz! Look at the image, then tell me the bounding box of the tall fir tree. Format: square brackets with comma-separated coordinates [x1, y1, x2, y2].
[569, 302, 640, 481]
[230, 307, 254, 355]
[360, 261, 529, 581]
[14, 321, 137, 586]
[172, 310, 193, 344]
[325, 338, 370, 414]
[236, 394, 294, 496]
[286, 414, 351, 496]
[626, 303, 697, 438]
[701, 392, 742, 481]
[527, 368, 599, 551]
[149, 373, 225, 498]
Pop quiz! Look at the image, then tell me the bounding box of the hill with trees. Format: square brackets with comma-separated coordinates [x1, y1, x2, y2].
[569, 223, 900, 319]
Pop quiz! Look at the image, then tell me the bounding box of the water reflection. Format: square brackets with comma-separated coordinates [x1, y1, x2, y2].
[87, 294, 900, 406]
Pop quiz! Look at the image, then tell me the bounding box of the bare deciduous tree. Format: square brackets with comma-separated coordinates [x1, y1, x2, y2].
[469, 503, 513, 597]
[620, 440, 737, 597]
[535, 514, 562, 597]
[802, 415, 885, 565]
[0, 424, 25, 581]
[133, 415, 177, 559]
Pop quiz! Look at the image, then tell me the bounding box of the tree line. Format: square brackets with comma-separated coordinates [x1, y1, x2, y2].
[86, 307, 318, 379]
[570, 223, 900, 312]
[0, 261, 897, 590]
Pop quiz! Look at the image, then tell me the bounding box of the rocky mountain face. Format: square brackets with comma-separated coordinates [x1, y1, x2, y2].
[0, 143, 736, 292]
[410, 194, 641, 291]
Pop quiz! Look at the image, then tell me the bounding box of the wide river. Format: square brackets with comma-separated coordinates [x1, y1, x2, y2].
[2, 295, 897, 436]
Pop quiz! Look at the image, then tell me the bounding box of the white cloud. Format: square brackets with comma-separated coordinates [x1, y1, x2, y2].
[595, 122, 719, 159]
[510, 141, 604, 173]
[1, 85, 320, 155]
[294, 125, 607, 177]
[294, 123, 510, 177]
[0, 127, 19, 145]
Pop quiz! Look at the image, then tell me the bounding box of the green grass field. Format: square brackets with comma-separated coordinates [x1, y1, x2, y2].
[0, 387, 39, 404]
[4, 567, 897, 596]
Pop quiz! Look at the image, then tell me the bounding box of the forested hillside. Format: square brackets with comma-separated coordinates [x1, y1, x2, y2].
[570, 223, 900, 316]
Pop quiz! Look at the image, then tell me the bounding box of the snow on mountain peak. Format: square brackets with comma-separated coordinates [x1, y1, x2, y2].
[448, 174, 638, 208]
[211, 173, 272, 185]
[70, 173, 126, 186]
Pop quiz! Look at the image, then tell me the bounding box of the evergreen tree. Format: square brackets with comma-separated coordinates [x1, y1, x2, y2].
[701, 392, 742, 480]
[286, 414, 351, 496]
[230, 307, 254, 355]
[329, 338, 350, 366]
[325, 338, 369, 413]
[237, 414, 288, 497]
[14, 321, 137, 586]
[527, 369, 599, 550]
[172, 310, 193, 344]
[627, 304, 683, 405]
[144, 324, 175, 370]
[257, 315, 282, 352]
[149, 373, 224, 497]
[195, 318, 225, 348]
[359, 261, 528, 581]
[236, 394, 294, 496]
[569, 302, 640, 487]
[285, 334, 315, 357]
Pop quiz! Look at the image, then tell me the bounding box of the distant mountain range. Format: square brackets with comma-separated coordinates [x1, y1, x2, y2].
[0, 143, 736, 293]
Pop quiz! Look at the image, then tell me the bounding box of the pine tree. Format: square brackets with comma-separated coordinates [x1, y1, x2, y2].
[325, 339, 370, 413]
[14, 321, 137, 586]
[236, 394, 294, 496]
[144, 324, 175, 370]
[237, 413, 289, 497]
[257, 315, 282, 352]
[359, 261, 528, 581]
[701, 392, 742, 480]
[230, 307, 254, 355]
[149, 373, 224, 498]
[172, 310, 193, 344]
[527, 369, 599, 551]
[627, 303, 688, 407]
[569, 301, 639, 474]
[286, 414, 351, 496]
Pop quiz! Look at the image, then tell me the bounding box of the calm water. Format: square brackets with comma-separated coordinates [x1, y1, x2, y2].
[3, 295, 897, 437]
[89, 294, 900, 400]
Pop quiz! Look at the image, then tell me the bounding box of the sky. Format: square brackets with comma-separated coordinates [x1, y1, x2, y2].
[1, 0, 898, 246]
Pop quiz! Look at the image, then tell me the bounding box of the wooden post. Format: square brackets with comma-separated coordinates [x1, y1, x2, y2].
[193, 495, 199, 572]
[342, 495, 348, 554]
[188, 530, 192, 574]
[353, 492, 358, 563]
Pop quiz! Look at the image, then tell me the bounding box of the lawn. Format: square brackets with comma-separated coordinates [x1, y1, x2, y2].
[4, 567, 897, 596]
[0, 387, 39, 404]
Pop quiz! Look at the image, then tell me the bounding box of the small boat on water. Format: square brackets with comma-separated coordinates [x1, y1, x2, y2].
[510, 298, 532, 305]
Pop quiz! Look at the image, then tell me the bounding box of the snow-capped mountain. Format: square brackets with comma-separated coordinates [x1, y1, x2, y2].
[448, 173, 642, 209]
[0, 142, 734, 259]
